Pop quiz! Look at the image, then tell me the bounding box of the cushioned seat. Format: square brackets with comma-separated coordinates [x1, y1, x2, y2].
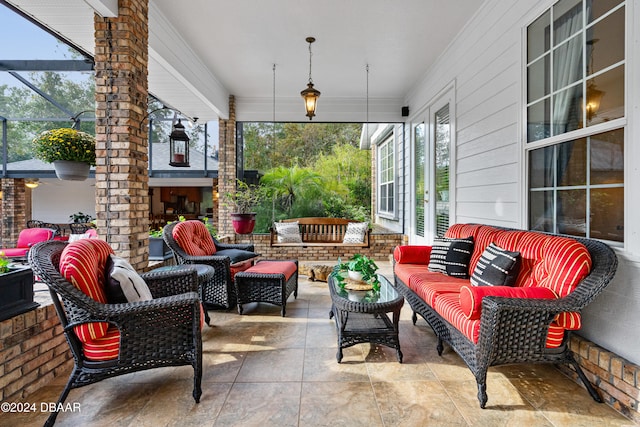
[0, 227, 55, 259]
[234, 260, 299, 316]
[28, 239, 203, 426]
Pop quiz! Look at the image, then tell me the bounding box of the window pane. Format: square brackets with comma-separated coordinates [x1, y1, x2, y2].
[587, 7, 625, 76]
[587, 0, 623, 24]
[552, 84, 583, 135]
[591, 128, 624, 184]
[553, 34, 583, 92]
[415, 123, 425, 237]
[557, 189, 586, 236]
[553, 0, 583, 46]
[586, 65, 624, 126]
[528, 10, 550, 62]
[530, 190, 554, 232]
[557, 138, 586, 186]
[529, 145, 555, 188]
[591, 187, 623, 242]
[527, 98, 550, 142]
[379, 185, 387, 212]
[528, 54, 550, 102]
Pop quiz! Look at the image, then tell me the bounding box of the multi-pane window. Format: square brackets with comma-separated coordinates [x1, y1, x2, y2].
[527, 0, 625, 243]
[378, 137, 395, 216]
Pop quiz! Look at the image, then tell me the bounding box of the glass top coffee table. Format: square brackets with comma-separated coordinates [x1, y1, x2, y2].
[328, 272, 404, 363]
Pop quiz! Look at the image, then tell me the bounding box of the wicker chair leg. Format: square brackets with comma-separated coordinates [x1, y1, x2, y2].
[436, 338, 444, 356]
[568, 353, 603, 403]
[476, 378, 488, 408]
[45, 369, 77, 427]
[412, 311, 418, 325]
[193, 331, 203, 403]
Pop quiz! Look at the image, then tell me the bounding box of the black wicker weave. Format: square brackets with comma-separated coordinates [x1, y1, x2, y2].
[163, 221, 257, 309]
[393, 228, 618, 408]
[28, 240, 203, 427]
[234, 260, 299, 316]
[328, 273, 404, 363]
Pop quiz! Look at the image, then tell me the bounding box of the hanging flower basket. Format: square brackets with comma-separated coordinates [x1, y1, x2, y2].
[32, 128, 96, 181]
[53, 160, 91, 181]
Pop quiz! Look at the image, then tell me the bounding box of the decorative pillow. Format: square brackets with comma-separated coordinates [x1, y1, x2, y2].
[173, 220, 217, 256]
[274, 222, 302, 243]
[393, 245, 432, 265]
[428, 236, 474, 278]
[342, 222, 368, 244]
[459, 285, 558, 320]
[105, 255, 153, 303]
[470, 243, 521, 287]
[69, 232, 93, 242]
[59, 239, 114, 343]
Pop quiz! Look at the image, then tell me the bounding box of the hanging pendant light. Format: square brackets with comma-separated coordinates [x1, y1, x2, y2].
[169, 119, 190, 167]
[300, 37, 321, 120]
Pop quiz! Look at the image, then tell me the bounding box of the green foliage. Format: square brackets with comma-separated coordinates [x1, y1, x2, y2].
[69, 211, 94, 223]
[224, 179, 265, 214]
[0, 252, 10, 274]
[32, 128, 96, 165]
[332, 254, 380, 291]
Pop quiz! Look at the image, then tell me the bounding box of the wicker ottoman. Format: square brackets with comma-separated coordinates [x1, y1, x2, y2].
[234, 260, 298, 316]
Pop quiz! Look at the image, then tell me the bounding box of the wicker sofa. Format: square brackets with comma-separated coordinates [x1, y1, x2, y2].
[393, 223, 617, 408]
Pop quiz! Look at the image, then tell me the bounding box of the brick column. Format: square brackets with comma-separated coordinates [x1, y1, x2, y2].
[0, 179, 26, 247]
[218, 95, 237, 238]
[94, 0, 149, 269]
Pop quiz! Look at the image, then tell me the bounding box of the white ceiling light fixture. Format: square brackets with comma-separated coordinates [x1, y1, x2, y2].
[25, 178, 40, 189]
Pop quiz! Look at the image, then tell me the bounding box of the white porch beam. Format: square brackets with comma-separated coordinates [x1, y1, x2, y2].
[83, 0, 118, 17]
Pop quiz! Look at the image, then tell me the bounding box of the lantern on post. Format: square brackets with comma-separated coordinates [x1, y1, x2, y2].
[169, 119, 190, 167]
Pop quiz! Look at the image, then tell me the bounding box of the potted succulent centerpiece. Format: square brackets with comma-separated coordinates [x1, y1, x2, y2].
[0, 251, 39, 321]
[32, 128, 96, 181]
[224, 179, 264, 235]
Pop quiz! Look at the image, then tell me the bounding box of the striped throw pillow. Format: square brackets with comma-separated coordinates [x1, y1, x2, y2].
[470, 243, 521, 287]
[428, 236, 474, 279]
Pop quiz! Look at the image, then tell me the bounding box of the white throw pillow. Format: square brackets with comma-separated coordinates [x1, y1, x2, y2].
[274, 222, 303, 243]
[107, 255, 153, 302]
[68, 232, 92, 242]
[343, 222, 368, 244]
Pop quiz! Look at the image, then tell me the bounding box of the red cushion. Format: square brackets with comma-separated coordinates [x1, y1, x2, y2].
[172, 221, 216, 256]
[60, 239, 114, 343]
[459, 284, 558, 320]
[83, 326, 120, 361]
[393, 245, 431, 265]
[408, 271, 467, 306]
[16, 227, 54, 248]
[245, 261, 297, 280]
[1, 248, 29, 257]
[230, 260, 253, 280]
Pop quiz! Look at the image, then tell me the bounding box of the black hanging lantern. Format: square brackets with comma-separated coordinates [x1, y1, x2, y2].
[169, 119, 190, 167]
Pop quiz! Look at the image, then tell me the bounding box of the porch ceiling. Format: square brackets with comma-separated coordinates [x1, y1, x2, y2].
[4, 0, 482, 122]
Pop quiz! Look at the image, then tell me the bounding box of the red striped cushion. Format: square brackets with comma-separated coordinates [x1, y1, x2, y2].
[555, 311, 582, 330]
[394, 263, 433, 288]
[173, 221, 216, 256]
[83, 326, 120, 361]
[546, 322, 565, 348]
[459, 284, 558, 320]
[409, 271, 467, 307]
[60, 239, 114, 343]
[245, 261, 297, 280]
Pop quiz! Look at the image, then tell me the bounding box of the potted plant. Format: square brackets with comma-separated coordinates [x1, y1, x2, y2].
[332, 254, 381, 291]
[223, 179, 264, 234]
[0, 251, 39, 321]
[32, 128, 96, 181]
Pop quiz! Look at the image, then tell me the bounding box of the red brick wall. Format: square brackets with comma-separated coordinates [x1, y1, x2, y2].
[0, 305, 73, 401]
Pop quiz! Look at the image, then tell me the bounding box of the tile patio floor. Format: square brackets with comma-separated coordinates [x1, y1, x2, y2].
[2, 262, 636, 426]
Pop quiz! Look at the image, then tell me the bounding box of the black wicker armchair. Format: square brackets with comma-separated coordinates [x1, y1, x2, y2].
[28, 240, 203, 427]
[163, 221, 259, 309]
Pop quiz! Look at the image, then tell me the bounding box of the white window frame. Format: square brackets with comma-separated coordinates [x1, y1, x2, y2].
[523, 0, 627, 245]
[377, 135, 396, 219]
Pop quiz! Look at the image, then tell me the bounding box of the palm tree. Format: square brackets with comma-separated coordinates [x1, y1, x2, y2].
[260, 165, 323, 215]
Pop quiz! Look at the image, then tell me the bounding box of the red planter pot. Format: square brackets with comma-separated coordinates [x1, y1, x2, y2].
[230, 213, 256, 234]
